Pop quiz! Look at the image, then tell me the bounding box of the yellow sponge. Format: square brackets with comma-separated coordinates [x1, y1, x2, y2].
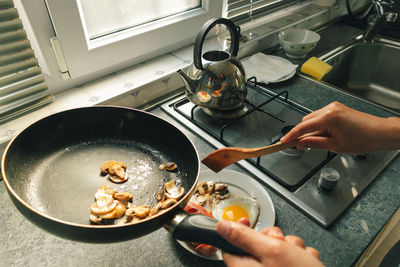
[300, 57, 332, 81]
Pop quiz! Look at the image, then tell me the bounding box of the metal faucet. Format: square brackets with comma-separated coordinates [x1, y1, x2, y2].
[363, 12, 398, 41]
[363, 0, 400, 42]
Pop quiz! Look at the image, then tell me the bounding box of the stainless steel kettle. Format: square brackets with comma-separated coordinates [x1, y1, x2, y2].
[177, 18, 247, 112]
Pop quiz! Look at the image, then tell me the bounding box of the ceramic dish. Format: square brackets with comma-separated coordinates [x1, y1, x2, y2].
[176, 169, 276, 261]
[270, 56, 297, 83]
[278, 29, 320, 59]
[273, 69, 296, 82]
[241, 53, 298, 84]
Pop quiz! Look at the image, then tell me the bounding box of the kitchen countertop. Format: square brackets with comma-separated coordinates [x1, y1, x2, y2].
[1, 20, 400, 267]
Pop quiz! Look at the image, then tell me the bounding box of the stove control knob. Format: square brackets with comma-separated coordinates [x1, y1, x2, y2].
[318, 167, 340, 191]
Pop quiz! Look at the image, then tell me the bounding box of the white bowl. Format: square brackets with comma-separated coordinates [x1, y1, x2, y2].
[278, 29, 320, 59]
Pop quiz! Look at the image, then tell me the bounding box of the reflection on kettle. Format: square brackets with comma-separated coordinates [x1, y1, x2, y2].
[177, 18, 247, 115]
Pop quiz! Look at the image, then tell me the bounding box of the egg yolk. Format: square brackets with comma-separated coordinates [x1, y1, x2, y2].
[222, 205, 249, 222]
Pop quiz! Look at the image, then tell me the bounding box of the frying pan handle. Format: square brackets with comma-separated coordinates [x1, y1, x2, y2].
[170, 213, 247, 255]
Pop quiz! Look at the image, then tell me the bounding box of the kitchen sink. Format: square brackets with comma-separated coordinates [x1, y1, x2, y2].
[318, 35, 400, 113]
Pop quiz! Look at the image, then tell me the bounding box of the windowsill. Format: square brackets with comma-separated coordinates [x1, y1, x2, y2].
[0, 1, 349, 153]
[0, 50, 191, 151]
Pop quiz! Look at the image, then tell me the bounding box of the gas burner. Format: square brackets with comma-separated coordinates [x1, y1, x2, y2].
[271, 125, 303, 157]
[280, 146, 304, 157]
[201, 103, 249, 119]
[161, 81, 399, 228]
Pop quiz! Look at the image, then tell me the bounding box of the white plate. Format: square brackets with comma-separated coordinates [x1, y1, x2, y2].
[268, 56, 296, 83]
[176, 169, 275, 261]
[272, 69, 296, 83]
[242, 53, 298, 84]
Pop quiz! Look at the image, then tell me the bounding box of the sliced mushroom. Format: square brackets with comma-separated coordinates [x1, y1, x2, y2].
[214, 183, 229, 199]
[101, 161, 126, 173]
[167, 187, 185, 200]
[194, 194, 210, 206]
[126, 205, 151, 219]
[114, 201, 127, 219]
[99, 209, 118, 219]
[134, 206, 150, 219]
[89, 184, 138, 224]
[164, 180, 185, 200]
[114, 192, 133, 201]
[100, 161, 116, 175]
[164, 180, 175, 192]
[125, 208, 136, 218]
[89, 214, 102, 224]
[90, 200, 117, 215]
[165, 162, 177, 171]
[206, 181, 215, 194]
[214, 183, 228, 192]
[95, 185, 115, 200]
[161, 198, 177, 209]
[195, 182, 208, 195]
[215, 193, 230, 200]
[150, 202, 162, 216]
[159, 162, 177, 171]
[95, 192, 114, 208]
[157, 187, 166, 202]
[109, 163, 126, 177]
[100, 160, 130, 183]
[109, 174, 128, 183]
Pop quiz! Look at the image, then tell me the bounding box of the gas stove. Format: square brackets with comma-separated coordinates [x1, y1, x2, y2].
[161, 79, 399, 228]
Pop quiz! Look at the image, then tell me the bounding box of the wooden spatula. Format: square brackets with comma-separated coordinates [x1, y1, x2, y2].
[201, 132, 319, 172]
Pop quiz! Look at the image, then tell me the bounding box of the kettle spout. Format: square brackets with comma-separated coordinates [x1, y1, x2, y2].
[177, 69, 198, 94]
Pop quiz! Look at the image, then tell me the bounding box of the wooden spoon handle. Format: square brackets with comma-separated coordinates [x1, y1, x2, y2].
[201, 131, 324, 173]
[243, 131, 322, 158]
[247, 140, 298, 158]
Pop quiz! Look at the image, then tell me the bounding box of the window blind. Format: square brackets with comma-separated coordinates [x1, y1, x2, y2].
[224, 0, 296, 23]
[0, 0, 53, 124]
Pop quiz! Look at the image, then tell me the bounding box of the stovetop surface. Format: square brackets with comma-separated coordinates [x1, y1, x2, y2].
[161, 81, 399, 228]
[170, 83, 333, 190]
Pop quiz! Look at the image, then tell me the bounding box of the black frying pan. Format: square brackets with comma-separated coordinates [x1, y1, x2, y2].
[1, 106, 244, 254]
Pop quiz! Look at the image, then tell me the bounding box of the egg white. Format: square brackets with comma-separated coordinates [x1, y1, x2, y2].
[212, 194, 260, 228]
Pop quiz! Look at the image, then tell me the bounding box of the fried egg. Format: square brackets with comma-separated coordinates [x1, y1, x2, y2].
[212, 194, 260, 228]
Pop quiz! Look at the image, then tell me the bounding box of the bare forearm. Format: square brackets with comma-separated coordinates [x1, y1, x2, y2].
[281, 102, 400, 154]
[378, 117, 400, 151]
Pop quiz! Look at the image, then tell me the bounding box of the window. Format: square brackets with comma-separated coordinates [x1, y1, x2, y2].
[80, 0, 201, 40]
[224, 0, 297, 23]
[18, 0, 298, 87]
[44, 0, 222, 79]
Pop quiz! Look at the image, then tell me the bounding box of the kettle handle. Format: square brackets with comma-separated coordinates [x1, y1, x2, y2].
[194, 18, 240, 70]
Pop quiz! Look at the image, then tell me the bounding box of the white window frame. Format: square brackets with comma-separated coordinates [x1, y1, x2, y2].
[44, 0, 223, 79]
[15, 0, 319, 93]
